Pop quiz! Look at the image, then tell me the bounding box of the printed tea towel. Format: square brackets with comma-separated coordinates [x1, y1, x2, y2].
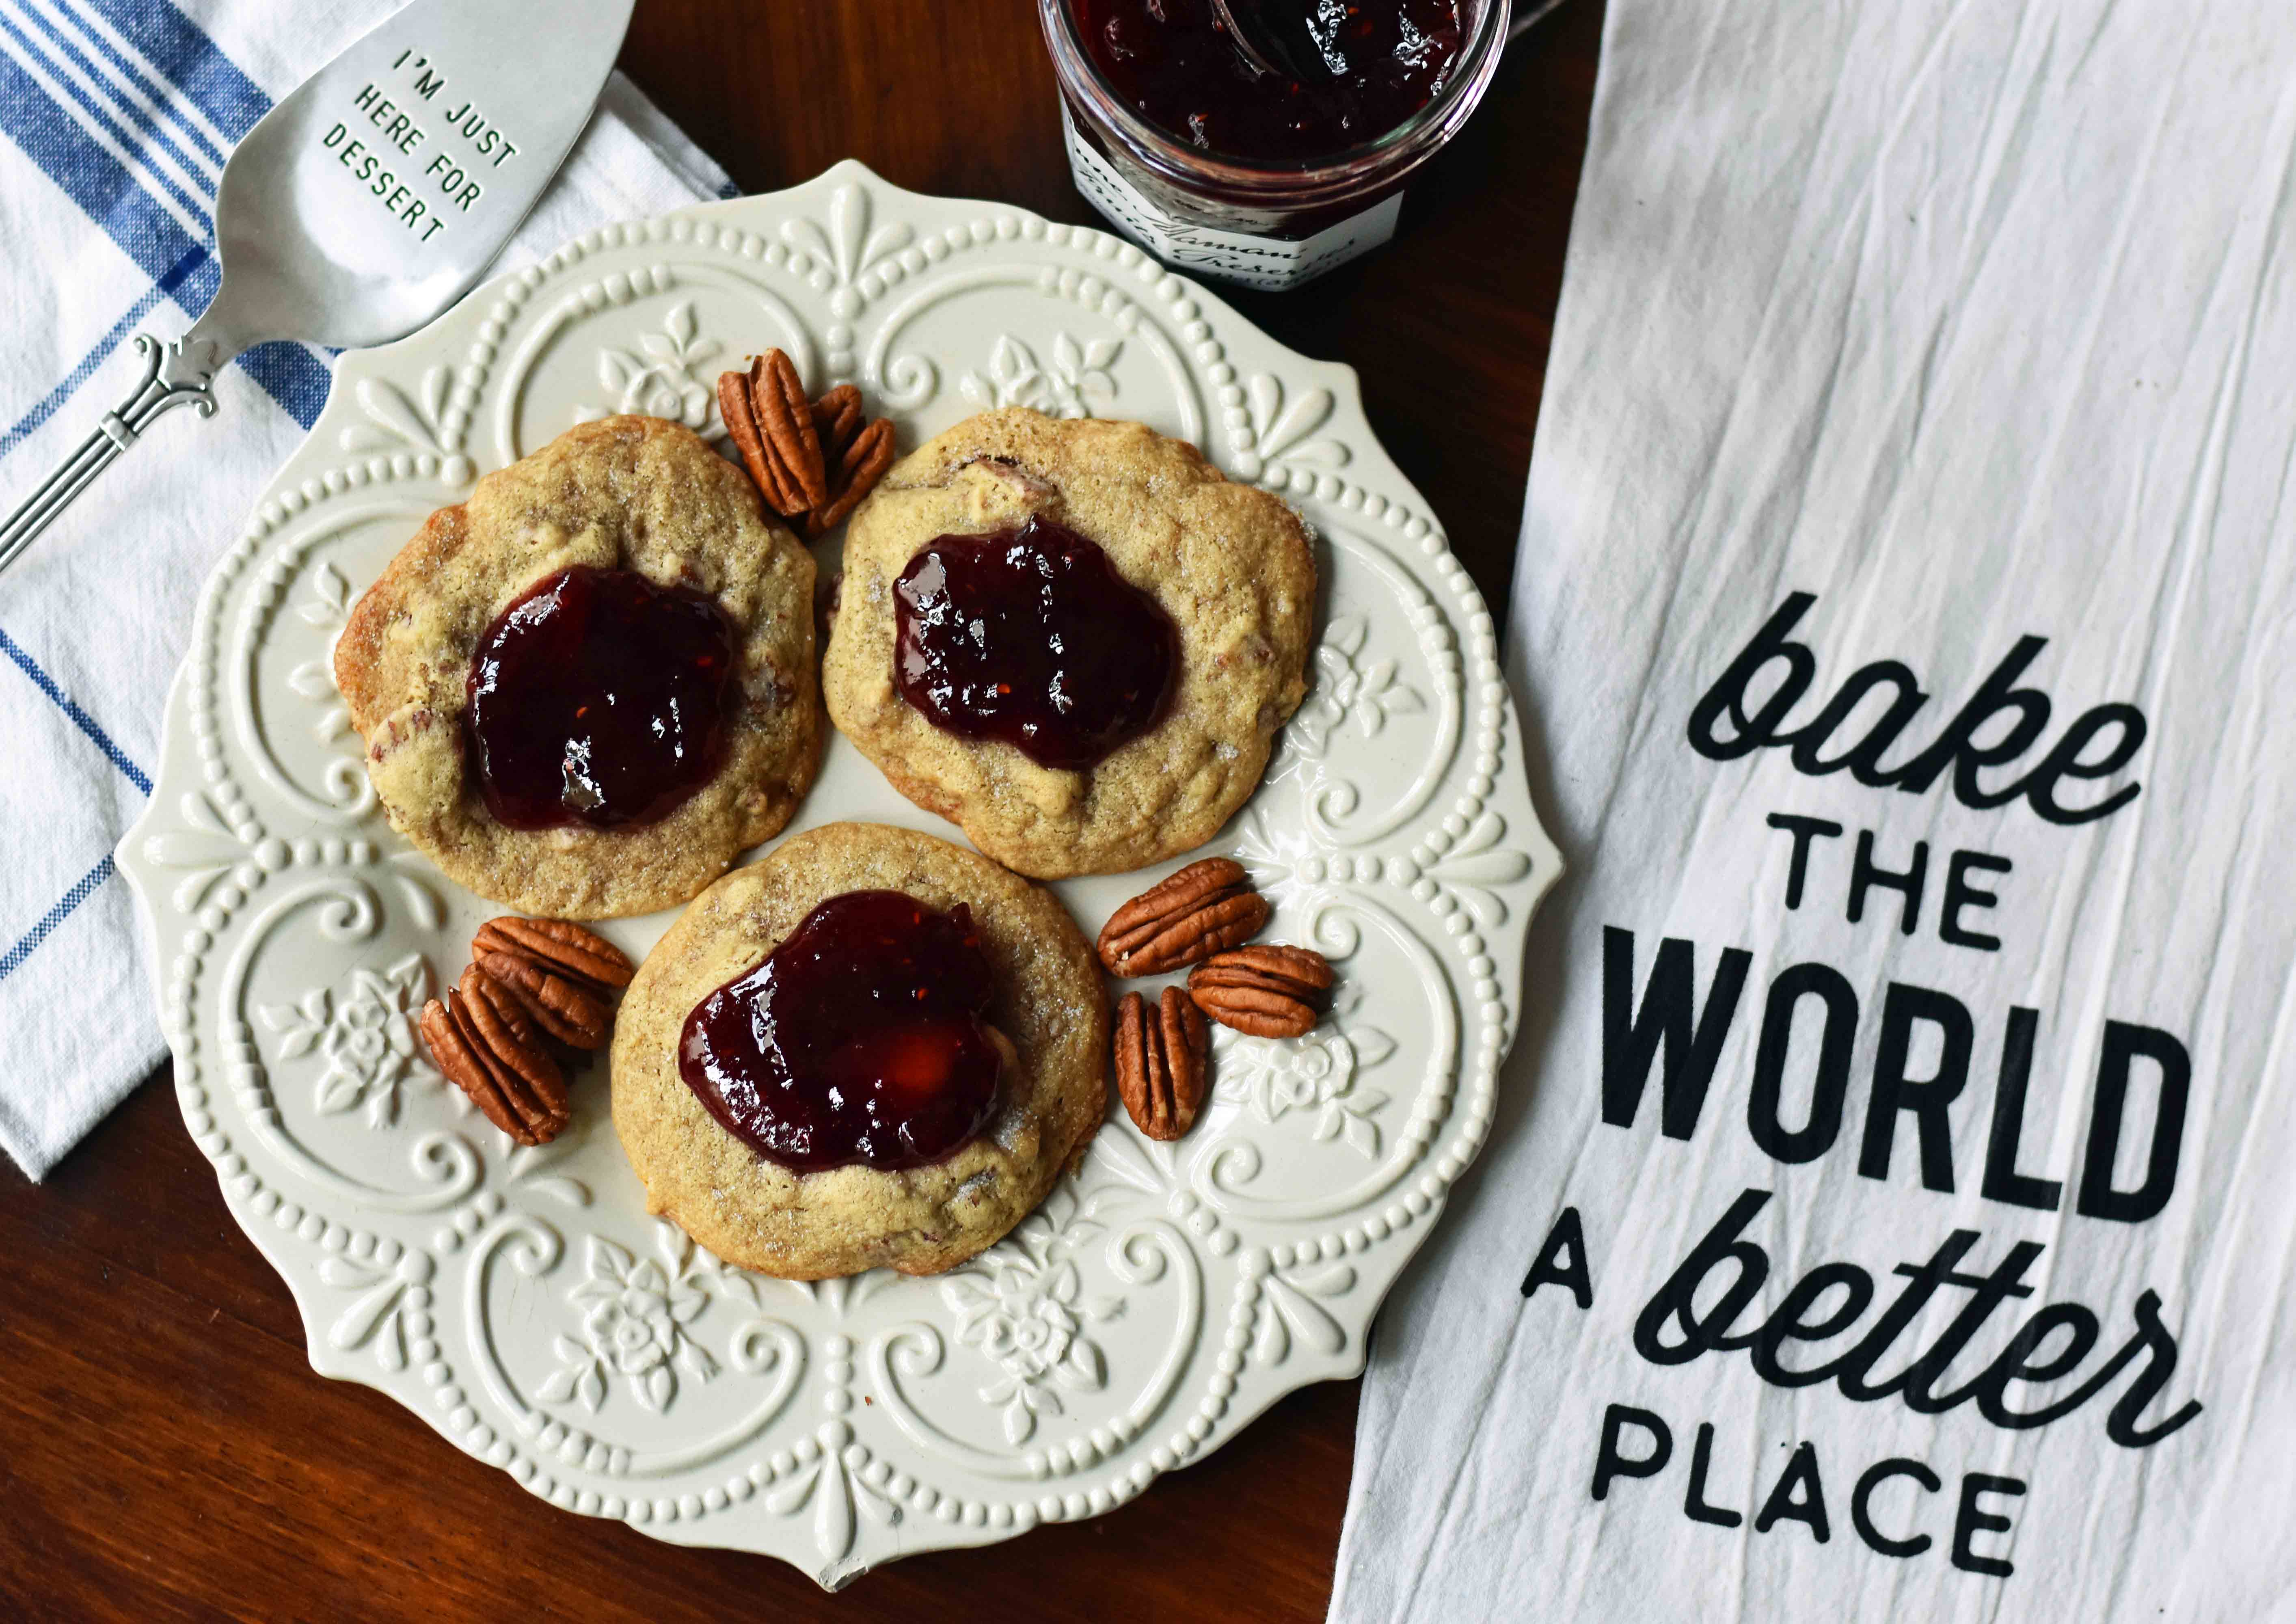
[0, 0, 730, 1178]
[1332, 1, 2296, 1619]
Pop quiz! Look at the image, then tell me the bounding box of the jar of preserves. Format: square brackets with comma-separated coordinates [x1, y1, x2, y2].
[1040, 0, 1514, 289]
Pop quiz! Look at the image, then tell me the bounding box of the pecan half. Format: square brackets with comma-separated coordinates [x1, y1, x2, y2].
[805, 416, 897, 539]
[1096, 858, 1269, 976]
[469, 916, 627, 1049]
[751, 349, 829, 508]
[1188, 945, 1332, 1039]
[811, 383, 863, 456]
[474, 948, 614, 1049]
[717, 365, 797, 515]
[421, 966, 570, 1145]
[718, 350, 827, 517]
[1113, 987, 1208, 1141]
[470, 916, 633, 992]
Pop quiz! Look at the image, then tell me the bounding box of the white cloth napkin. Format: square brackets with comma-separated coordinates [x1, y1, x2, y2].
[0, 0, 729, 1179]
[1333, 1, 2296, 1618]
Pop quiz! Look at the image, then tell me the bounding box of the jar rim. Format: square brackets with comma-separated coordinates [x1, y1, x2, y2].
[1040, 0, 1514, 204]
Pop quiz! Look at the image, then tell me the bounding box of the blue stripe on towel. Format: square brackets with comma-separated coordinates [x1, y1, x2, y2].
[0, 45, 197, 276]
[0, 855, 115, 985]
[77, 0, 266, 143]
[50, 2, 233, 168]
[0, 625, 153, 795]
[11, 4, 222, 208]
[234, 337, 332, 431]
[0, 11, 212, 225]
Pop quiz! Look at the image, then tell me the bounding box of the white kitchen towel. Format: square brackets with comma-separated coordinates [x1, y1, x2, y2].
[1333, 1, 2296, 1619]
[0, 0, 730, 1179]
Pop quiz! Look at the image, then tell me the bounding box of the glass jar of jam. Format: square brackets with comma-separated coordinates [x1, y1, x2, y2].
[1039, 0, 1513, 290]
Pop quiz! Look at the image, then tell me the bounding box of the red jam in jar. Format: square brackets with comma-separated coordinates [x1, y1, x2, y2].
[1077, 0, 1464, 163]
[893, 514, 1179, 772]
[1043, 0, 1508, 288]
[678, 891, 1004, 1173]
[463, 565, 737, 832]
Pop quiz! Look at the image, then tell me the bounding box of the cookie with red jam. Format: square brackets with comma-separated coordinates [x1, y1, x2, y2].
[822, 408, 1316, 878]
[336, 416, 820, 918]
[611, 822, 1108, 1279]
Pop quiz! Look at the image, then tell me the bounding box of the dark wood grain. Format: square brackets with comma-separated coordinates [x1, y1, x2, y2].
[0, 3, 1599, 1616]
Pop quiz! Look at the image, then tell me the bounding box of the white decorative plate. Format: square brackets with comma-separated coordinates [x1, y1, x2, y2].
[117, 162, 1557, 1589]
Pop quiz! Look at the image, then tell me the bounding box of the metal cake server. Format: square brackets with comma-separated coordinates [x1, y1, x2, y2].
[0, 0, 637, 578]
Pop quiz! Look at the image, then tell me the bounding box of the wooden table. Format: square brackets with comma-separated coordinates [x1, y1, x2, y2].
[0, 4, 1600, 1617]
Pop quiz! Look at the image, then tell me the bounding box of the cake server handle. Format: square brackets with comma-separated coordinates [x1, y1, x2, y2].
[0, 333, 222, 582]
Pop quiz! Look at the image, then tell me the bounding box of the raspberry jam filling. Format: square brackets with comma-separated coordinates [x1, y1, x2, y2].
[464, 565, 736, 831]
[1076, 0, 1464, 164]
[893, 514, 1179, 771]
[678, 890, 1005, 1173]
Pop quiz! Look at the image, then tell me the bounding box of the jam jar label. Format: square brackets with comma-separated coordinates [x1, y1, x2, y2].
[1061, 107, 1405, 292]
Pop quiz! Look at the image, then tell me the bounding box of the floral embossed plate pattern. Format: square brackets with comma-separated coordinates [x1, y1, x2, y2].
[116, 162, 1559, 1589]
